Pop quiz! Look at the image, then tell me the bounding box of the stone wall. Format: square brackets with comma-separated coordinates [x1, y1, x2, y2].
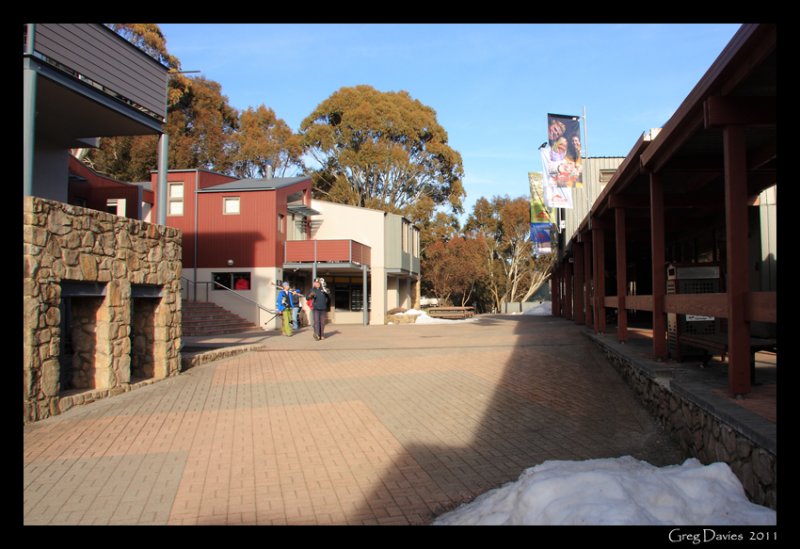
[588, 333, 777, 510]
[23, 196, 182, 423]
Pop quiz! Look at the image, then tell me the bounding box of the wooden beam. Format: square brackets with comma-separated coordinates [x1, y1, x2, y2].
[724, 125, 751, 396]
[704, 96, 776, 129]
[615, 207, 628, 342]
[584, 232, 593, 329]
[574, 243, 585, 325]
[650, 172, 667, 358]
[550, 268, 559, 318]
[665, 294, 728, 318]
[604, 296, 618, 308]
[747, 291, 776, 323]
[608, 193, 727, 210]
[593, 223, 606, 333]
[565, 261, 573, 321]
[626, 295, 654, 312]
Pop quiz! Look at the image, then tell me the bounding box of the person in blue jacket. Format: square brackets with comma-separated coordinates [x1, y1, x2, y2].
[276, 281, 296, 336]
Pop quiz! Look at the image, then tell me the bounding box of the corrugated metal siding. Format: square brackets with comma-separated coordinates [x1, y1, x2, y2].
[34, 24, 167, 120]
[88, 187, 140, 219]
[563, 157, 625, 243]
[315, 240, 350, 260]
[285, 241, 315, 263]
[197, 191, 275, 268]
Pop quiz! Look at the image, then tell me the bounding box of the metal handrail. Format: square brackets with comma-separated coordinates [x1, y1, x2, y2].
[180, 277, 213, 302]
[211, 281, 280, 316]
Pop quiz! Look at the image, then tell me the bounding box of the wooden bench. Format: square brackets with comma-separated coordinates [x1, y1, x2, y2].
[427, 306, 475, 320]
[678, 333, 776, 384]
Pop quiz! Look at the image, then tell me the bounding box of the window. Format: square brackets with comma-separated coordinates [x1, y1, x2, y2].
[331, 276, 371, 312]
[278, 214, 285, 234]
[402, 221, 409, 252]
[599, 169, 616, 188]
[413, 229, 420, 258]
[168, 183, 184, 216]
[223, 197, 240, 215]
[212, 272, 251, 291]
[106, 198, 126, 217]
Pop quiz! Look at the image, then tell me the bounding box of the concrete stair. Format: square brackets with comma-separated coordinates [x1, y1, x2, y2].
[181, 301, 267, 336]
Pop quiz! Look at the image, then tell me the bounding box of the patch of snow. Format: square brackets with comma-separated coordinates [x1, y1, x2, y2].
[413, 313, 478, 325]
[523, 301, 552, 316]
[390, 308, 477, 324]
[434, 457, 775, 526]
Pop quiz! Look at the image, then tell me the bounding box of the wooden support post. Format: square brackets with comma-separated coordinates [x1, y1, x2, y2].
[593, 222, 606, 333]
[565, 261, 573, 321]
[574, 242, 585, 325]
[583, 232, 593, 329]
[650, 172, 667, 359]
[615, 207, 628, 343]
[551, 267, 560, 318]
[724, 126, 752, 396]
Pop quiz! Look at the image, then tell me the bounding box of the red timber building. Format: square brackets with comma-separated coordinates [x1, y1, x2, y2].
[150, 169, 320, 328]
[550, 24, 776, 397]
[67, 154, 155, 221]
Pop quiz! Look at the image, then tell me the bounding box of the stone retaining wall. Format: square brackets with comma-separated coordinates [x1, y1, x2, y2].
[589, 333, 776, 509]
[23, 196, 182, 423]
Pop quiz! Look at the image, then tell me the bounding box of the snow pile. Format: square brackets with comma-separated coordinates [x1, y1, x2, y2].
[523, 301, 552, 316]
[392, 309, 478, 325]
[434, 457, 775, 526]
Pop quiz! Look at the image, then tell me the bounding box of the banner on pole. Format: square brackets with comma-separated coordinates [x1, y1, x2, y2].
[542, 113, 583, 190]
[528, 172, 551, 223]
[543, 183, 574, 209]
[534, 242, 552, 257]
[530, 222, 552, 244]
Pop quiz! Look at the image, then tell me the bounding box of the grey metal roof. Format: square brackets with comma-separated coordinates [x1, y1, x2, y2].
[133, 181, 153, 191]
[199, 177, 310, 193]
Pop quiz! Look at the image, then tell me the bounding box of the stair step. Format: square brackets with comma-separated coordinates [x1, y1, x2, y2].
[180, 300, 265, 336]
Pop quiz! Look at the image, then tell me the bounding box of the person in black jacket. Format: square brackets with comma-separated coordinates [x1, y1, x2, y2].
[306, 278, 329, 340]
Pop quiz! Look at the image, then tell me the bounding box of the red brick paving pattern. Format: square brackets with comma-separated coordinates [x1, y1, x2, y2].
[24, 315, 686, 525]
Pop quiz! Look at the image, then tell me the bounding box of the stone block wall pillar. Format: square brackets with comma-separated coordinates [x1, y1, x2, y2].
[23, 196, 182, 423]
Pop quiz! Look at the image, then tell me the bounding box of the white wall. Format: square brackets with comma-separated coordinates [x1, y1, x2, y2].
[386, 277, 399, 310]
[311, 201, 387, 325]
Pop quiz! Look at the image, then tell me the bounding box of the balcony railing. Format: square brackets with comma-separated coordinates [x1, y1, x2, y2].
[285, 239, 371, 267]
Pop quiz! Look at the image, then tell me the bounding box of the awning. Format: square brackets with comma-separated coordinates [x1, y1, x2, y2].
[287, 204, 320, 216]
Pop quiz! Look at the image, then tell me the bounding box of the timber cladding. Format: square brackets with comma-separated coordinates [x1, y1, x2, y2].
[23, 196, 183, 423]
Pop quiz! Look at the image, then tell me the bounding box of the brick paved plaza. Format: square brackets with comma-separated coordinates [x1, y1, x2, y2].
[24, 315, 686, 525]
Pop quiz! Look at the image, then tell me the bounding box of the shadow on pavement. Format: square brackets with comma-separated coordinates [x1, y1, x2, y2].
[351, 315, 688, 525]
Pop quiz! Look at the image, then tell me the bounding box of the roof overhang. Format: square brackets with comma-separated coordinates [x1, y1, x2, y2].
[29, 57, 164, 147]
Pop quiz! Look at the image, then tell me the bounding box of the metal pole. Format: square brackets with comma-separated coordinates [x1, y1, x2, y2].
[23, 24, 37, 197]
[362, 264, 368, 326]
[193, 170, 199, 301]
[312, 240, 317, 281]
[157, 133, 168, 225]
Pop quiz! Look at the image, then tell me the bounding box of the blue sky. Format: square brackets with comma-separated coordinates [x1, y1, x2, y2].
[159, 23, 741, 216]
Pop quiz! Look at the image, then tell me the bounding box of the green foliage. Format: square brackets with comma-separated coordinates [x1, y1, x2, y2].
[301, 85, 465, 216]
